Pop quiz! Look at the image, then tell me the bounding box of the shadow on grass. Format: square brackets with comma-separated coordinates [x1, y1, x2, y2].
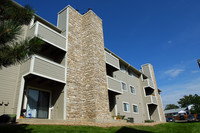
[0, 123, 32, 133]
[116, 126, 153, 133]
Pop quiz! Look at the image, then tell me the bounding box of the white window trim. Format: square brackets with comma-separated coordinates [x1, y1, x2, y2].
[132, 104, 139, 114]
[122, 102, 130, 113]
[121, 82, 128, 92]
[129, 85, 136, 95]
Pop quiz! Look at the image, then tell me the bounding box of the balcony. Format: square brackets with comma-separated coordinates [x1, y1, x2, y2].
[143, 79, 154, 89]
[22, 56, 66, 83]
[107, 76, 122, 94]
[144, 95, 157, 105]
[105, 51, 120, 70]
[27, 21, 66, 51]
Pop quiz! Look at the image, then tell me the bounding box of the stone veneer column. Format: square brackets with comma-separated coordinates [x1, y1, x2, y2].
[148, 64, 166, 122]
[66, 6, 110, 121]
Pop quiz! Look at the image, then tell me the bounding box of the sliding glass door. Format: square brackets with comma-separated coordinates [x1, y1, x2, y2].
[26, 89, 50, 119]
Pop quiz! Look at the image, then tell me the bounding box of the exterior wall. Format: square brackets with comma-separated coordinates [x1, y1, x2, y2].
[0, 3, 165, 124]
[50, 85, 65, 120]
[0, 65, 20, 115]
[113, 67, 147, 123]
[148, 64, 165, 122]
[142, 64, 165, 122]
[0, 24, 30, 115]
[65, 6, 110, 121]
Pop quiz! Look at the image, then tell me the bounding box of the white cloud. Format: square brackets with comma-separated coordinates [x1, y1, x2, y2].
[160, 77, 200, 108]
[164, 68, 185, 78]
[168, 40, 172, 44]
[191, 70, 200, 74]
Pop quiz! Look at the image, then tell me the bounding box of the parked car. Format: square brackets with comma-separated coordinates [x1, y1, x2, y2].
[188, 114, 196, 122]
[166, 117, 175, 122]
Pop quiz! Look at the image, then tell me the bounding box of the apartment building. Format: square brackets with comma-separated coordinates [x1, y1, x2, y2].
[0, 3, 165, 123]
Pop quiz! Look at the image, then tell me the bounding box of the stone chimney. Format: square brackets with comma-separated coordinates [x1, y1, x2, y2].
[58, 6, 110, 122]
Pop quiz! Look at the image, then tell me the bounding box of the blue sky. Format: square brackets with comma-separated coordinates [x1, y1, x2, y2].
[15, 0, 200, 108]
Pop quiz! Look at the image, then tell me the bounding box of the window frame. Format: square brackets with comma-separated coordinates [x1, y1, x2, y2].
[121, 82, 127, 92]
[132, 104, 139, 114]
[129, 85, 136, 95]
[123, 102, 130, 112]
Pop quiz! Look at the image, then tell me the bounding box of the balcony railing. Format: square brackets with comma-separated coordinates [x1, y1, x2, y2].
[28, 56, 66, 83]
[143, 79, 154, 89]
[144, 95, 157, 105]
[107, 76, 122, 94]
[105, 51, 120, 69]
[27, 21, 66, 51]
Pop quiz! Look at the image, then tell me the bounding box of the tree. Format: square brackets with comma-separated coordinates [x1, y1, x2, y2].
[177, 94, 200, 114]
[0, 0, 43, 68]
[165, 104, 179, 110]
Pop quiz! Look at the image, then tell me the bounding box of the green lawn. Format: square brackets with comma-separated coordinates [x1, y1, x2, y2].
[0, 122, 200, 133]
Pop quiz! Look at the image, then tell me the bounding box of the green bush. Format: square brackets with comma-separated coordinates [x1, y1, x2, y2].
[144, 120, 155, 123]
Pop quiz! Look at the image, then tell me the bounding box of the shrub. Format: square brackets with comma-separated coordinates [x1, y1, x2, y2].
[145, 120, 155, 123]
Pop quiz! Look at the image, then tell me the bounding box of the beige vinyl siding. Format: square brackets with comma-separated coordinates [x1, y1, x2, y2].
[150, 106, 160, 121]
[105, 51, 119, 69]
[33, 57, 65, 82]
[152, 96, 157, 104]
[107, 76, 122, 93]
[26, 24, 36, 38]
[51, 87, 64, 119]
[57, 9, 67, 35]
[20, 59, 31, 75]
[0, 65, 20, 115]
[13, 59, 31, 114]
[144, 96, 151, 103]
[38, 23, 66, 49]
[113, 70, 146, 123]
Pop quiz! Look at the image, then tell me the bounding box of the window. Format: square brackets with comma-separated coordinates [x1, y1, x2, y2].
[133, 105, 138, 113]
[128, 70, 133, 76]
[122, 82, 127, 91]
[123, 102, 130, 112]
[130, 86, 135, 94]
[120, 64, 125, 72]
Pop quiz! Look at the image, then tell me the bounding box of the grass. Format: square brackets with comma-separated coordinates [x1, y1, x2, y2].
[0, 122, 200, 133]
